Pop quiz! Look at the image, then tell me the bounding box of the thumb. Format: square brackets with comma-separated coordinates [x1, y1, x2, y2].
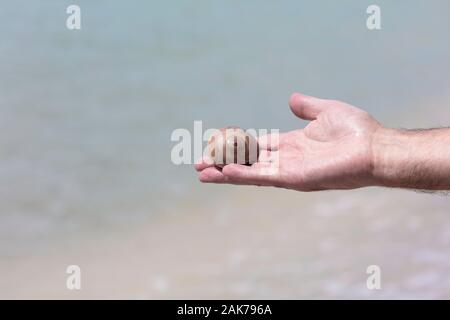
[289, 92, 329, 120]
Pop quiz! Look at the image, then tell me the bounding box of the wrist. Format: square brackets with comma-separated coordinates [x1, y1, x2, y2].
[371, 127, 406, 187]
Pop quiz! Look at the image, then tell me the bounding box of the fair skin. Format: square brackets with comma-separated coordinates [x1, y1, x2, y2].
[195, 93, 450, 191]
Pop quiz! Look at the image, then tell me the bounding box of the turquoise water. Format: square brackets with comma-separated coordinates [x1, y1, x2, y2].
[1, 1, 450, 255]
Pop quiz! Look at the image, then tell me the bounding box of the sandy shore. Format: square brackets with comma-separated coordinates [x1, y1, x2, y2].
[1, 186, 449, 299]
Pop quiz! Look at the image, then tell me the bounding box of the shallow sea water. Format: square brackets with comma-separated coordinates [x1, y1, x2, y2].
[0, 1, 449, 298]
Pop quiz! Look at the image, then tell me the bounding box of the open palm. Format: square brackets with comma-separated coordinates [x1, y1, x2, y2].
[196, 93, 381, 191]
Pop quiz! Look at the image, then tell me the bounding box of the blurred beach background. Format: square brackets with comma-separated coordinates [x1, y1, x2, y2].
[0, 0, 450, 298]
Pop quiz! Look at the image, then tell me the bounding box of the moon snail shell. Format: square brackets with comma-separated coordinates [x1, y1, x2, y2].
[208, 127, 259, 167]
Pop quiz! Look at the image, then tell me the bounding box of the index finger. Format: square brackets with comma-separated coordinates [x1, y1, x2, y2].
[221, 163, 281, 186]
[195, 156, 215, 171]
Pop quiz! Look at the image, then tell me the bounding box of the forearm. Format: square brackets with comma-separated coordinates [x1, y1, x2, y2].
[372, 127, 450, 190]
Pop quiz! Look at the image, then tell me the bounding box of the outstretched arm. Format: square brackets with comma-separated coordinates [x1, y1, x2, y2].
[196, 93, 450, 191]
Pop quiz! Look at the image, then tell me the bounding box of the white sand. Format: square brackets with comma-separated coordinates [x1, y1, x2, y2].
[1, 187, 449, 299]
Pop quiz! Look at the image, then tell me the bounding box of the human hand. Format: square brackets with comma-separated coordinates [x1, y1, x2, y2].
[195, 93, 382, 191]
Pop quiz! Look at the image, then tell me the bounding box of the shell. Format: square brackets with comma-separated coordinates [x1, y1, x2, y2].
[207, 127, 259, 167]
